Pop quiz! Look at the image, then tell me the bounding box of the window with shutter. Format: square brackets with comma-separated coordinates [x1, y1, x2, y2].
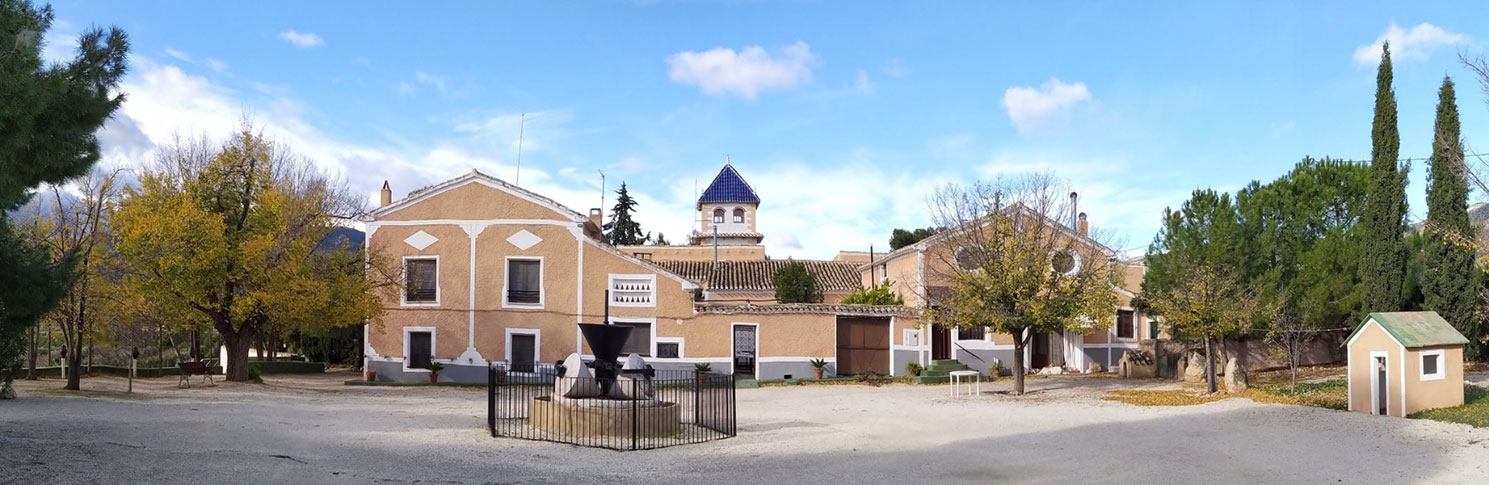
[611, 320, 652, 357]
[506, 259, 542, 305]
[609, 275, 656, 307]
[404, 258, 438, 303]
[510, 334, 536, 373]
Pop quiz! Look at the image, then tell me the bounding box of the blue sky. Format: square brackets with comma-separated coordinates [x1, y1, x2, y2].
[46, 1, 1489, 258]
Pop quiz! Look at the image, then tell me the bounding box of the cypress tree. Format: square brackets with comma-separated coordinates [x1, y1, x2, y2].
[1422, 77, 1480, 356]
[1360, 42, 1409, 313]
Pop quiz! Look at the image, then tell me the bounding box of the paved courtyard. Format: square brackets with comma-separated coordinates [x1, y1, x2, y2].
[3, 372, 1489, 484]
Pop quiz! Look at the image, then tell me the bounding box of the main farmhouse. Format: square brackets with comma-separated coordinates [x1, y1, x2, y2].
[362, 163, 1151, 383]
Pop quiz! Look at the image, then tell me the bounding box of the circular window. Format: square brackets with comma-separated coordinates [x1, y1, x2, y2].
[1051, 250, 1080, 275]
[954, 246, 980, 270]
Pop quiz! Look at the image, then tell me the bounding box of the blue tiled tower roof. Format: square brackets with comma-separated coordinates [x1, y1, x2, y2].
[697, 163, 760, 208]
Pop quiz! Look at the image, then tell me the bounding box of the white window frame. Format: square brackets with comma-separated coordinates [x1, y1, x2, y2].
[403, 326, 437, 373]
[609, 317, 657, 358]
[502, 256, 545, 309]
[504, 328, 541, 374]
[1420, 349, 1446, 381]
[654, 338, 685, 359]
[1051, 249, 1083, 276]
[608, 274, 657, 308]
[732, 207, 745, 224]
[400, 255, 441, 307]
[712, 208, 725, 223]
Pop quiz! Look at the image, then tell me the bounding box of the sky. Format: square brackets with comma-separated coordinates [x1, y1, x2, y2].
[42, 1, 1489, 259]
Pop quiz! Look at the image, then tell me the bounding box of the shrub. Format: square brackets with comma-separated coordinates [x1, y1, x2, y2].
[694, 362, 712, 373]
[906, 362, 924, 376]
[247, 366, 263, 383]
[809, 358, 829, 369]
[424, 361, 444, 373]
[842, 280, 905, 305]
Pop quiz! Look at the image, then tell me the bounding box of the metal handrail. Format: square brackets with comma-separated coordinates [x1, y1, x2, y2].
[953, 342, 985, 363]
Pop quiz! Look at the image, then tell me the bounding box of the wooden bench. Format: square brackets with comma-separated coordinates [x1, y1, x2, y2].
[178, 359, 217, 388]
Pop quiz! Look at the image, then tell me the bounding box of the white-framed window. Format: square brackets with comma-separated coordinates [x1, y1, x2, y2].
[732, 208, 745, 223]
[609, 318, 655, 357]
[1051, 249, 1082, 276]
[655, 338, 684, 359]
[712, 208, 725, 223]
[403, 327, 436, 372]
[609, 274, 656, 307]
[1420, 349, 1446, 381]
[505, 328, 540, 374]
[402, 256, 440, 306]
[957, 326, 987, 341]
[903, 329, 922, 347]
[503, 257, 543, 308]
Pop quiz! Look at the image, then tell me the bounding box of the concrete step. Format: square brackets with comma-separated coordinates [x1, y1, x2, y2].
[734, 378, 759, 389]
[925, 362, 970, 372]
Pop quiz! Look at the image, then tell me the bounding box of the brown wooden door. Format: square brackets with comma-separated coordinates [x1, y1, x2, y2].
[1031, 332, 1050, 369]
[931, 324, 951, 361]
[836, 317, 890, 375]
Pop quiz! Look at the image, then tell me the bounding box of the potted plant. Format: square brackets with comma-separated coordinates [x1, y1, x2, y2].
[694, 363, 711, 383]
[989, 361, 1004, 379]
[366, 368, 377, 382]
[906, 362, 923, 377]
[810, 358, 829, 379]
[425, 361, 444, 383]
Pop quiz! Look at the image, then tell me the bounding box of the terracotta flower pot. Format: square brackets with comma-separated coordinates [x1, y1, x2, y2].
[428, 373, 439, 384]
[814, 369, 825, 380]
[366, 370, 377, 382]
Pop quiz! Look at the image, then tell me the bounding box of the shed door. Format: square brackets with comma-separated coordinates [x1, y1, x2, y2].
[836, 317, 890, 375]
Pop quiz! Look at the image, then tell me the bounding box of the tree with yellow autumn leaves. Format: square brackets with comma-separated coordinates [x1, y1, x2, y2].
[110, 127, 392, 381]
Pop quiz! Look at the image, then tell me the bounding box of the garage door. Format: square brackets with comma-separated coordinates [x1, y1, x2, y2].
[836, 317, 890, 375]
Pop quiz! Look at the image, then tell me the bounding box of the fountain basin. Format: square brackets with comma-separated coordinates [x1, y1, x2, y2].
[530, 396, 681, 438]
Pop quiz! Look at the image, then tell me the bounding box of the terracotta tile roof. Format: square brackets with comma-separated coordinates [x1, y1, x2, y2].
[699, 303, 917, 317]
[654, 259, 863, 292]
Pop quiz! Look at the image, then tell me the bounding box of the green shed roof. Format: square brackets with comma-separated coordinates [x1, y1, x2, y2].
[1349, 311, 1470, 348]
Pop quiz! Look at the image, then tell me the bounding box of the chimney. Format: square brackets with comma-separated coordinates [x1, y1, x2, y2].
[1078, 212, 1089, 237]
[1069, 192, 1079, 229]
[379, 181, 392, 207]
[589, 208, 603, 229]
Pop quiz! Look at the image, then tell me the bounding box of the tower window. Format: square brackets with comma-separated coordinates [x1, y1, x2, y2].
[732, 208, 745, 223]
[713, 208, 724, 223]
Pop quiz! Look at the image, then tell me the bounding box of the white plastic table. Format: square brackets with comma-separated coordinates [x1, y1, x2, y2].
[949, 370, 981, 397]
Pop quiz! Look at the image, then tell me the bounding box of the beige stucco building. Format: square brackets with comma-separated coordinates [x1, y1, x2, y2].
[362, 168, 921, 383]
[1346, 311, 1468, 417]
[857, 208, 1156, 375]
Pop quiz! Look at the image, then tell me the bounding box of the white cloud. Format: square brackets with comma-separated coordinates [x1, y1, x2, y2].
[1353, 22, 1467, 66]
[853, 70, 875, 95]
[278, 30, 324, 48]
[1002, 78, 1092, 136]
[206, 58, 230, 76]
[882, 59, 910, 79]
[164, 48, 193, 63]
[666, 41, 815, 99]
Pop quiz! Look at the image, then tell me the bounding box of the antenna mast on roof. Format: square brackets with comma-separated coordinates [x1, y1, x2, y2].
[515, 112, 526, 186]
[598, 169, 606, 228]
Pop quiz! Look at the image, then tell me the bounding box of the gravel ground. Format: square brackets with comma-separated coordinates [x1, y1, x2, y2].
[4, 372, 1489, 484]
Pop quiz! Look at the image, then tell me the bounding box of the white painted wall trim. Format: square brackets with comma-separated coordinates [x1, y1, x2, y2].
[400, 255, 441, 307]
[608, 274, 658, 308]
[504, 328, 541, 369]
[758, 357, 836, 363]
[1419, 349, 1446, 381]
[1369, 350, 1389, 416]
[403, 326, 437, 373]
[501, 255, 546, 309]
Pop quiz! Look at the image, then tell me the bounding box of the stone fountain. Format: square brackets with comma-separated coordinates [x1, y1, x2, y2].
[529, 322, 680, 438]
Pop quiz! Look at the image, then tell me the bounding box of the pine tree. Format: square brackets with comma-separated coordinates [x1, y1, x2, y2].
[0, 0, 129, 397]
[1360, 41, 1409, 314]
[604, 182, 648, 245]
[1422, 77, 1480, 356]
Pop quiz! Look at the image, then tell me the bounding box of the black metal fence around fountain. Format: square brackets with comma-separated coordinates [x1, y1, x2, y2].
[487, 323, 737, 450]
